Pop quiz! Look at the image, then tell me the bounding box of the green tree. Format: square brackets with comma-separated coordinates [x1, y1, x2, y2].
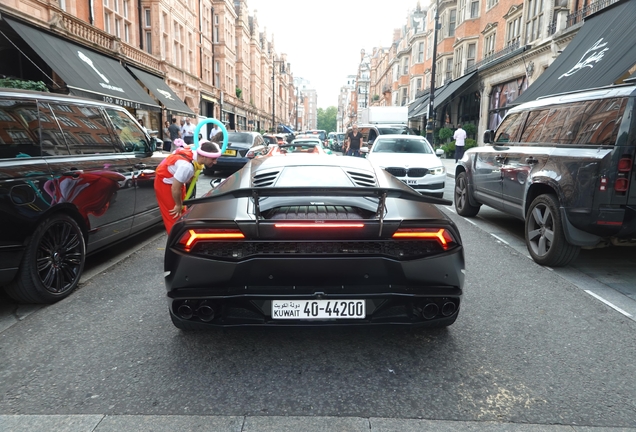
[317, 106, 337, 132]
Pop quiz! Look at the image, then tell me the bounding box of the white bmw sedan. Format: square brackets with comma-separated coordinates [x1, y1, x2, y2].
[365, 134, 446, 198]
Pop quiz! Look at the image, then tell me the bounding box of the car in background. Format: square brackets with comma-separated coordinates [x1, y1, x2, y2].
[165, 155, 464, 330]
[327, 132, 345, 152]
[262, 134, 278, 145]
[348, 124, 416, 149]
[204, 131, 265, 175]
[365, 135, 446, 198]
[292, 135, 333, 155]
[305, 129, 327, 144]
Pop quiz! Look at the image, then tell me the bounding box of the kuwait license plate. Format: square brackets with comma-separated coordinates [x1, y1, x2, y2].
[223, 149, 236, 156]
[272, 300, 365, 319]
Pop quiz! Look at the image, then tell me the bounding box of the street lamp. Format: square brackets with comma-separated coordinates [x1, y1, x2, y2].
[426, 0, 440, 146]
[272, 59, 286, 133]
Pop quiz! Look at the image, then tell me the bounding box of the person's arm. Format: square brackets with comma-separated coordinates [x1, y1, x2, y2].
[169, 180, 185, 218]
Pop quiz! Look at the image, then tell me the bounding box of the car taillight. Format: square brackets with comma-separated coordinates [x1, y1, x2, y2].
[615, 156, 633, 193]
[178, 228, 245, 252]
[392, 228, 455, 250]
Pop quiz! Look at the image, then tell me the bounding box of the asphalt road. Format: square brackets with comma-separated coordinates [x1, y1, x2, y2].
[2, 157, 636, 431]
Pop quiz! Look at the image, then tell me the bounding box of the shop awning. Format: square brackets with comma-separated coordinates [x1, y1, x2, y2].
[513, 0, 636, 106]
[433, 71, 477, 109]
[408, 90, 430, 118]
[5, 17, 159, 111]
[127, 66, 194, 117]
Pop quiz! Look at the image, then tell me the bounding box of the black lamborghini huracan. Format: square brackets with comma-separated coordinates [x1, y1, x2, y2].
[164, 155, 465, 329]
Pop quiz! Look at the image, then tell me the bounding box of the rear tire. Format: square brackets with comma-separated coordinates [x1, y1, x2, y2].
[454, 172, 480, 217]
[5, 214, 85, 303]
[525, 194, 580, 267]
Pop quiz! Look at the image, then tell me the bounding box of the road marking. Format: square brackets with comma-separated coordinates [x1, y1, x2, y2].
[584, 290, 633, 317]
[490, 233, 509, 245]
[444, 206, 456, 213]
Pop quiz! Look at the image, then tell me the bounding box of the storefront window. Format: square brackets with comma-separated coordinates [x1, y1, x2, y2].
[488, 76, 526, 130]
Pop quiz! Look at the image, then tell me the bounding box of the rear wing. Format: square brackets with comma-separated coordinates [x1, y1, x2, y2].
[185, 186, 452, 236]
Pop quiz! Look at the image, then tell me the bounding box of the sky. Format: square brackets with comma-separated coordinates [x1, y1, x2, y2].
[246, 0, 422, 109]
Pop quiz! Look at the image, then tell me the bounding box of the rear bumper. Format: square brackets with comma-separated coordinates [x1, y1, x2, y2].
[165, 248, 464, 327]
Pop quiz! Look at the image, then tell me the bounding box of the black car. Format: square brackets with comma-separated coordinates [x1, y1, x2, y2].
[454, 84, 636, 267]
[204, 131, 265, 175]
[164, 155, 465, 329]
[0, 89, 162, 303]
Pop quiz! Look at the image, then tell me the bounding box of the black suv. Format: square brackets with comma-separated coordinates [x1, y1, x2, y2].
[0, 89, 162, 303]
[454, 84, 636, 267]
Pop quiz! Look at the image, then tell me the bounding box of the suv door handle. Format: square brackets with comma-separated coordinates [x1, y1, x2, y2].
[525, 157, 538, 164]
[134, 163, 147, 169]
[62, 169, 84, 178]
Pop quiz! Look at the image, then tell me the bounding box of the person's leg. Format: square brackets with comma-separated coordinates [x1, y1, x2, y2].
[457, 145, 465, 162]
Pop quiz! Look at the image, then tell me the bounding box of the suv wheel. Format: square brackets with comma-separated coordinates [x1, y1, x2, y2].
[454, 172, 480, 216]
[5, 214, 86, 303]
[525, 194, 580, 267]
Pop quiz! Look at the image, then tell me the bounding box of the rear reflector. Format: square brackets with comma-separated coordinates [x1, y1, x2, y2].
[178, 229, 245, 251]
[392, 228, 454, 249]
[615, 178, 629, 192]
[618, 158, 633, 172]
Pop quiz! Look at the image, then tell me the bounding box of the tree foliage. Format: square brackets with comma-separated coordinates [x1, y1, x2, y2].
[317, 106, 337, 133]
[0, 78, 48, 92]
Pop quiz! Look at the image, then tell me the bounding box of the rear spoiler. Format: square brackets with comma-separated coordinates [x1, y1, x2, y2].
[186, 186, 451, 236]
[185, 186, 451, 206]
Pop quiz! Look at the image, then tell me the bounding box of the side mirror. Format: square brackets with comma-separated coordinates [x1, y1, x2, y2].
[483, 130, 494, 144]
[149, 137, 161, 152]
[360, 147, 369, 154]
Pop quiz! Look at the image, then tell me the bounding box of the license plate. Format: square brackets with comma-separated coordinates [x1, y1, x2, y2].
[223, 149, 236, 156]
[272, 300, 365, 319]
[405, 179, 417, 185]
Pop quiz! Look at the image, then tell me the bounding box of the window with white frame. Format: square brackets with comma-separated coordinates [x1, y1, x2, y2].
[484, 32, 496, 58]
[144, 8, 150, 27]
[458, 0, 466, 23]
[427, 35, 433, 59]
[58, 0, 66, 11]
[401, 87, 408, 106]
[470, 0, 479, 18]
[445, 58, 453, 82]
[173, 22, 184, 69]
[402, 57, 409, 75]
[143, 8, 151, 53]
[486, 0, 497, 9]
[115, 18, 121, 38]
[122, 0, 128, 18]
[448, 9, 457, 37]
[418, 42, 424, 62]
[467, 43, 476, 69]
[435, 60, 442, 87]
[214, 61, 220, 87]
[507, 15, 521, 46]
[454, 46, 463, 78]
[104, 12, 111, 33]
[525, 0, 544, 43]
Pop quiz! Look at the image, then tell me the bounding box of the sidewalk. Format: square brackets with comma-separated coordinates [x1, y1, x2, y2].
[2, 414, 634, 432]
[441, 156, 457, 178]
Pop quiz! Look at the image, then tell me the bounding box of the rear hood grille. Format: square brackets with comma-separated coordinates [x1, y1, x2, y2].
[253, 170, 280, 187]
[262, 205, 373, 220]
[347, 170, 377, 187]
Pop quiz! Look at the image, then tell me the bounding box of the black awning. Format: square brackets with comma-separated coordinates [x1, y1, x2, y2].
[409, 96, 430, 118]
[408, 90, 430, 117]
[5, 18, 159, 111]
[433, 71, 477, 109]
[513, 0, 636, 106]
[127, 66, 194, 117]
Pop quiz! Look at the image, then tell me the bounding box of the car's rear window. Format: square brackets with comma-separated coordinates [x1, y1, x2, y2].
[373, 138, 432, 154]
[377, 126, 413, 135]
[276, 166, 352, 187]
[227, 133, 253, 144]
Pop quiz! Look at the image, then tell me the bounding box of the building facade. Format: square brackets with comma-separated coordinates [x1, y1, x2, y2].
[0, 0, 298, 138]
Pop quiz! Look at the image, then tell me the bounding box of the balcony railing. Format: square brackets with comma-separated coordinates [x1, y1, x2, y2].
[566, 0, 619, 27]
[466, 40, 520, 73]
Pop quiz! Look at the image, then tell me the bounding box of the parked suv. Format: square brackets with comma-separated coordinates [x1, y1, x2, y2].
[454, 84, 636, 267]
[0, 89, 162, 303]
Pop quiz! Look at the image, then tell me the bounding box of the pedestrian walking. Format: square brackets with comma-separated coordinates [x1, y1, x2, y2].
[153, 140, 220, 232]
[453, 124, 467, 163]
[345, 124, 364, 157]
[181, 118, 196, 145]
[167, 118, 181, 151]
